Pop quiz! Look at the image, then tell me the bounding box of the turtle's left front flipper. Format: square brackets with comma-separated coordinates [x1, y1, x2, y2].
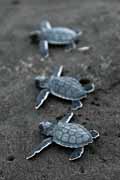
[26, 137, 52, 160]
[35, 89, 50, 109]
[39, 40, 49, 59]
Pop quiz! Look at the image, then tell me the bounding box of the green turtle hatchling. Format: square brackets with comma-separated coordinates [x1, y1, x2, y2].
[26, 112, 99, 161]
[29, 20, 83, 59]
[35, 66, 95, 110]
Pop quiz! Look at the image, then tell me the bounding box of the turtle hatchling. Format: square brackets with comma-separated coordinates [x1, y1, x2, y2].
[26, 112, 99, 161]
[35, 66, 95, 110]
[29, 20, 82, 58]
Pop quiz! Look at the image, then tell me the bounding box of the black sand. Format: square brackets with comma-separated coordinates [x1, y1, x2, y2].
[0, 0, 120, 179]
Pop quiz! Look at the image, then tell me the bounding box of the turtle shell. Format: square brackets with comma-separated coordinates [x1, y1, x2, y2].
[43, 27, 77, 44]
[48, 76, 87, 100]
[53, 122, 93, 148]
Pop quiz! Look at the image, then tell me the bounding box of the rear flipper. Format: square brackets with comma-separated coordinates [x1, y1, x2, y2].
[69, 147, 84, 161]
[39, 40, 49, 59]
[78, 46, 90, 52]
[65, 41, 76, 52]
[72, 100, 83, 110]
[83, 83, 95, 93]
[26, 137, 52, 160]
[35, 89, 49, 109]
[90, 130, 99, 139]
[74, 29, 82, 36]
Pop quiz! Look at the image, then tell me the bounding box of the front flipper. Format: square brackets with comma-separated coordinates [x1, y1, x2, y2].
[39, 40, 49, 59]
[40, 20, 52, 31]
[61, 112, 74, 123]
[26, 137, 52, 160]
[52, 65, 63, 77]
[72, 100, 83, 110]
[35, 89, 49, 109]
[69, 147, 84, 161]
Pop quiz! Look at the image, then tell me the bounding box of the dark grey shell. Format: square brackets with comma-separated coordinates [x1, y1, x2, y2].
[52, 122, 93, 148]
[48, 76, 87, 100]
[43, 27, 77, 44]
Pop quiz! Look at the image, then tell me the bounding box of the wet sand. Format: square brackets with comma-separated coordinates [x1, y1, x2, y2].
[0, 0, 120, 179]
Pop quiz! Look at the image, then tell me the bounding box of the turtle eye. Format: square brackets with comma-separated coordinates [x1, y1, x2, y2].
[35, 79, 41, 89]
[39, 123, 44, 131]
[35, 76, 46, 89]
[39, 121, 52, 130]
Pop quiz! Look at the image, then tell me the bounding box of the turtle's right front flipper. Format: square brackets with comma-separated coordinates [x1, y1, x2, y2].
[26, 137, 52, 160]
[35, 89, 50, 109]
[39, 40, 49, 59]
[52, 65, 63, 77]
[61, 112, 74, 123]
[40, 20, 52, 31]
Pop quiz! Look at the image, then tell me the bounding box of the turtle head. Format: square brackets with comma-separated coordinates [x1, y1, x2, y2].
[35, 75, 49, 89]
[39, 121, 54, 136]
[29, 30, 42, 44]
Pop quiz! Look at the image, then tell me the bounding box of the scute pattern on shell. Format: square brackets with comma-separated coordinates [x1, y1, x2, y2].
[49, 77, 86, 100]
[53, 122, 93, 148]
[44, 28, 77, 44]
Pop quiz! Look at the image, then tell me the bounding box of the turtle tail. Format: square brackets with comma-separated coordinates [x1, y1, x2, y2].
[83, 83, 95, 93]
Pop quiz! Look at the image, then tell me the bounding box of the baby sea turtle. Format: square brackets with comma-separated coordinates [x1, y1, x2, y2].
[26, 112, 99, 161]
[35, 66, 95, 110]
[29, 20, 82, 58]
